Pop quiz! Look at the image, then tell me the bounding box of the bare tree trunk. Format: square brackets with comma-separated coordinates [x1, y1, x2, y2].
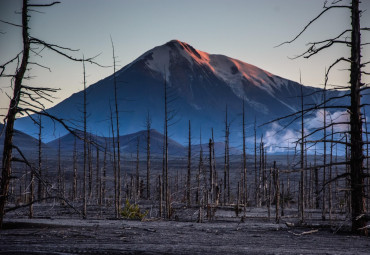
[212, 129, 216, 194]
[364, 107, 369, 212]
[236, 181, 240, 217]
[73, 136, 77, 201]
[96, 146, 100, 204]
[58, 138, 62, 197]
[187, 120, 191, 207]
[268, 166, 271, 220]
[111, 37, 121, 217]
[287, 142, 290, 199]
[88, 138, 92, 199]
[37, 115, 43, 201]
[0, 0, 30, 227]
[274, 161, 280, 223]
[146, 112, 151, 199]
[136, 137, 140, 199]
[159, 175, 162, 218]
[82, 58, 87, 219]
[164, 76, 169, 219]
[242, 100, 247, 216]
[110, 105, 118, 218]
[103, 142, 107, 205]
[254, 117, 258, 206]
[322, 80, 327, 221]
[260, 136, 265, 206]
[197, 130, 203, 206]
[224, 105, 229, 204]
[349, 0, 367, 235]
[329, 125, 333, 222]
[345, 134, 351, 214]
[29, 166, 34, 218]
[299, 79, 305, 222]
[209, 138, 213, 204]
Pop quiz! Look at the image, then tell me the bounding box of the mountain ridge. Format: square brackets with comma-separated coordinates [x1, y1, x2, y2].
[14, 40, 346, 148]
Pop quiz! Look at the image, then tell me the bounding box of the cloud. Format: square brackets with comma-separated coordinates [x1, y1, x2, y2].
[262, 110, 351, 154]
[263, 122, 300, 153]
[306, 110, 350, 133]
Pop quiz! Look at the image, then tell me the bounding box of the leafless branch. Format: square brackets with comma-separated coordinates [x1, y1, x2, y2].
[275, 4, 351, 48]
[28, 62, 52, 72]
[27, 2, 61, 8]
[0, 19, 22, 28]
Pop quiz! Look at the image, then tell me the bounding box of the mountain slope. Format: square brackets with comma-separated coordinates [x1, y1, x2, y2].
[14, 40, 344, 145]
[0, 123, 50, 158]
[47, 129, 185, 156]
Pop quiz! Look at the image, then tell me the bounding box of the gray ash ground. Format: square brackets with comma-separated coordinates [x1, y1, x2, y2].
[0, 203, 369, 254]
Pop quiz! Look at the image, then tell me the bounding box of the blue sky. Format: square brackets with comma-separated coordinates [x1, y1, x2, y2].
[0, 0, 369, 117]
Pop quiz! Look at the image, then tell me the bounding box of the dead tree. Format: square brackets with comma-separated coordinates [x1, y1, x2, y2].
[88, 136, 93, 199]
[109, 104, 118, 218]
[37, 115, 43, 201]
[29, 164, 34, 218]
[224, 105, 230, 204]
[364, 107, 369, 211]
[322, 84, 327, 221]
[57, 138, 62, 198]
[273, 161, 280, 223]
[158, 175, 162, 218]
[164, 75, 169, 218]
[254, 117, 258, 206]
[146, 112, 151, 199]
[242, 99, 247, 215]
[73, 136, 77, 201]
[187, 120, 191, 207]
[329, 123, 334, 221]
[82, 58, 87, 218]
[299, 75, 305, 222]
[260, 136, 265, 205]
[197, 129, 204, 205]
[209, 137, 214, 205]
[111, 37, 122, 216]
[135, 137, 140, 199]
[102, 141, 107, 204]
[211, 129, 216, 201]
[276, 0, 369, 234]
[1, 0, 101, 224]
[96, 144, 100, 204]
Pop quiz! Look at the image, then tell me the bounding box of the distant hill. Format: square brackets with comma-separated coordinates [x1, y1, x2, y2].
[46, 129, 185, 156]
[0, 123, 50, 158]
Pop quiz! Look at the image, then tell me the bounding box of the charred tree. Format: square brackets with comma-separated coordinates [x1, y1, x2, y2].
[136, 137, 140, 199]
[0, 0, 100, 227]
[109, 104, 118, 218]
[254, 117, 258, 206]
[299, 76, 305, 222]
[275, 0, 369, 234]
[111, 37, 122, 217]
[82, 58, 87, 218]
[73, 136, 77, 201]
[242, 99, 247, 215]
[37, 115, 43, 201]
[187, 120, 191, 207]
[146, 112, 151, 199]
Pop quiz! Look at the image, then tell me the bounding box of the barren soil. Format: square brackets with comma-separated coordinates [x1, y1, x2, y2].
[1, 205, 369, 254]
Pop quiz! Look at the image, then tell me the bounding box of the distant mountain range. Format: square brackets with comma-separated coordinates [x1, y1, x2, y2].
[14, 40, 357, 150]
[46, 129, 241, 157]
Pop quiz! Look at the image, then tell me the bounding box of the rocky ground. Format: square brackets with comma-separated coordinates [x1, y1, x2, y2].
[0, 203, 369, 254]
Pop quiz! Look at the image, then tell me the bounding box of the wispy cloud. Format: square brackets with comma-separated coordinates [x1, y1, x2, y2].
[263, 123, 300, 153]
[306, 110, 350, 133]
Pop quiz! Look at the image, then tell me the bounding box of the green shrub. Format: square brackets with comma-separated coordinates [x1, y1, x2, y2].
[120, 199, 148, 220]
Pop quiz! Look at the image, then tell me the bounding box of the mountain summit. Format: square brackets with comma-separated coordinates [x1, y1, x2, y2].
[15, 40, 333, 144]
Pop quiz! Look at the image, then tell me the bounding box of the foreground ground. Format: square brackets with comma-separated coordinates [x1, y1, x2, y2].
[1, 205, 369, 255]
